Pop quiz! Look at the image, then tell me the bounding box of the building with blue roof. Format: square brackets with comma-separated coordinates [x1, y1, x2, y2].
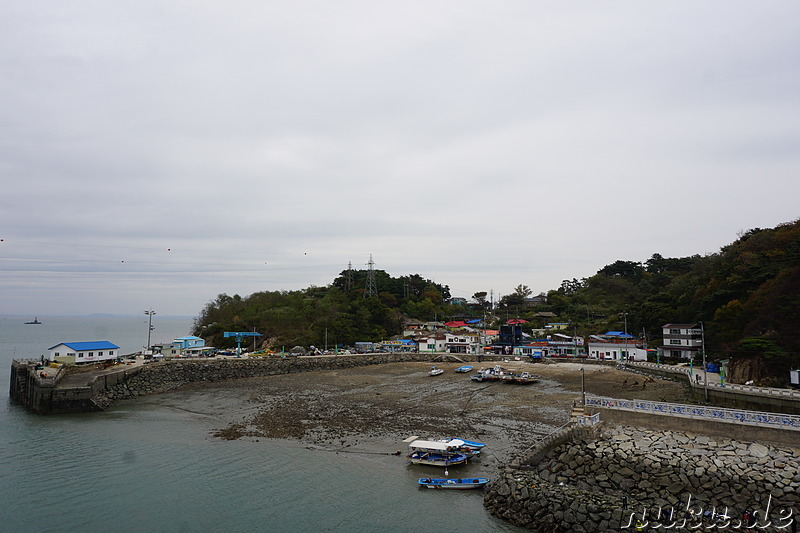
[49, 341, 120, 364]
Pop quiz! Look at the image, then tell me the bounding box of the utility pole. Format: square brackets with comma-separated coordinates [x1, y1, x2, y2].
[700, 321, 708, 401]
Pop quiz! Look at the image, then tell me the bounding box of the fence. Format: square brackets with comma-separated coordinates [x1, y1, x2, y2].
[626, 361, 800, 398]
[585, 395, 800, 431]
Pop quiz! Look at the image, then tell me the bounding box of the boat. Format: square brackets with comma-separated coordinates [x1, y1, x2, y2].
[407, 439, 469, 467]
[454, 365, 473, 373]
[508, 371, 540, 385]
[418, 477, 490, 489]
[435, 439, 481, 457]
[444, 437, 486, 450]
[24, 317, 42, 324]
[429, 366, 444, 376]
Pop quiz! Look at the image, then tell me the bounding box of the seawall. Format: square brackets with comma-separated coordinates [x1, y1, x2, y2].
[484, 424, 800, 532]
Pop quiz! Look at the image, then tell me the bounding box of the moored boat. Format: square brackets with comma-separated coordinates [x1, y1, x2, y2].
[418, 477, 490, 489]
[429, 366, 444, 376]
[454, 365, 473, 373]
[444, 437, 486, 450]
[407, 439, 469, 467]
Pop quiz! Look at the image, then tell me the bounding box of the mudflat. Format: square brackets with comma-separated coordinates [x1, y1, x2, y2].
[188, 359, 691, 467]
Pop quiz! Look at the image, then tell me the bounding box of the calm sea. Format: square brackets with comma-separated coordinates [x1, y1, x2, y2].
[0, 316, 523, 533]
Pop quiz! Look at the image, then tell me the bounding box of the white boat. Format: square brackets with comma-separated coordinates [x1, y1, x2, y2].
[429, 366, 444, 376]
[407, 439, 469, 466]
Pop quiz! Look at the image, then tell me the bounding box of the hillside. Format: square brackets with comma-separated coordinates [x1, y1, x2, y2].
[192, 218, 800, 384]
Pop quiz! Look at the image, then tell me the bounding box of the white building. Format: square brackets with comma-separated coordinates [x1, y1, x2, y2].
[49, 341, 120, 364]
[444, 333, 480, 354]
[661, 323, 703, 360]
[587, 332, 648, 361]
[416, 335, 447, 353]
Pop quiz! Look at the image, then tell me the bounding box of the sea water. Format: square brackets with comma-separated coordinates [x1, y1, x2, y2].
[0, 316, 523, 533]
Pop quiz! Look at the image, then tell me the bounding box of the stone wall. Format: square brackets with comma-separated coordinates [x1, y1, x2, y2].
[484, 425, 800, 532]
[105, 353, 433, 400]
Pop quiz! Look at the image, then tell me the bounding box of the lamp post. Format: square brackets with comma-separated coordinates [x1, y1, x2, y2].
[144, 309, 156, 354]
[621, 312, 629, 364]
[699, 321, 708, 401]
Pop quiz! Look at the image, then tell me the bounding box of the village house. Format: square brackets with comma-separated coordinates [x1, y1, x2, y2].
[49, 341, 120, 364]
[444, 332, 480, 354]
[661, 323, 703, 360]
[416, 334, 447, 353]
[547, 333, 587, 357]
[587, 331, 648, 361]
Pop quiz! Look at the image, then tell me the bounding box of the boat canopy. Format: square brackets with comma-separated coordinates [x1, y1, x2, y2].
[408, 439, 465, 451]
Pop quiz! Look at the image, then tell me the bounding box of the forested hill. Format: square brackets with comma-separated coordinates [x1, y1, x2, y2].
[192, 218, 800, 382]
[548, 218, 800, 381]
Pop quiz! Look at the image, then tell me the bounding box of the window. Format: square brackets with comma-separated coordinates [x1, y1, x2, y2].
[670, 329, 680, 335]
[98, 352, 103, 356]
[88, 352, 94, 356]
[670, 339, 681, 345]
[54, 352, 60, 357]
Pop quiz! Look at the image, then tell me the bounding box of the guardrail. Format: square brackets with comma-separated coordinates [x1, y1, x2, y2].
[624, 361, 800, 398]
[585, 395, 800, 431]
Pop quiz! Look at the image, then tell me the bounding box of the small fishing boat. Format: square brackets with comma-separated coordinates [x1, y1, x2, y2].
[407, 451, 468, 466]
[429, 366, 444, 376]
[418, 477, 490, 489]
[24, 317, 42, 324]
[407, 439, 469, 467]
[444, 437, 486, 450]
[454, 365, 473, 373]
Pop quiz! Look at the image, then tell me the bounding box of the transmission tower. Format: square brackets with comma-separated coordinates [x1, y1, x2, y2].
[345, 261, 354, 291]
[364, 254, 377, 298]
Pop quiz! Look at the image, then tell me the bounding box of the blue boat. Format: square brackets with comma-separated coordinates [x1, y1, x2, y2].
[454, 365, 473, 373]
[418, 477, 490, 489]
[407, 439, 470, 466]
[446, 437, 486, 450]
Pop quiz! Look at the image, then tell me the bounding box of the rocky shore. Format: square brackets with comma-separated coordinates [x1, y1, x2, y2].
[484, 425, 800, 532]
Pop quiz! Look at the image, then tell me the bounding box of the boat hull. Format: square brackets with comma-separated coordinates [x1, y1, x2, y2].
[418, 477, 489, 489]
[407, 452, 468, 467]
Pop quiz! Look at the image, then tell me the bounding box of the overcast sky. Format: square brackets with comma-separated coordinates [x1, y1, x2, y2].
[2, 1, 799, 317]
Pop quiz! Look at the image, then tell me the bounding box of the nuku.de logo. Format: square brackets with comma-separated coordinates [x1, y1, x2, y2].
[621, 494, 795, 530]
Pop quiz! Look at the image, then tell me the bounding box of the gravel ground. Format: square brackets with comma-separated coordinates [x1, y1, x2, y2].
[185, 359, 691, 466]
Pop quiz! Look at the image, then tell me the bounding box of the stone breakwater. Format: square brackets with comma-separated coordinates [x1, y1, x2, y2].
[105, 354, 433, 400]
[484, 425, 800, 532]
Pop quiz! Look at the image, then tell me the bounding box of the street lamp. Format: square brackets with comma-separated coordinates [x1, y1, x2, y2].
[144, 309, 156, 354]
[699, 321, 708, 401]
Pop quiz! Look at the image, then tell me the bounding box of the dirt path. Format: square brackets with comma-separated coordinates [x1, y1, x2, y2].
[183, 360, 690, 466]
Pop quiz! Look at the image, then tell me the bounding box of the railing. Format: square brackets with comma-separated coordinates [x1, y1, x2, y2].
[625, 361, 800, 398]
[585, 395, 800, 431]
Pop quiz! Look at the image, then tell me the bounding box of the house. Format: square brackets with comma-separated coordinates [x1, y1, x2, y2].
[444, 332, 480, 354]
[523, 293, 548, 307]
[587, 331, 648, 361]
[151, 336, 206, 357]
[416, 334, 447, 353]
[49, 341, 120, 364]
[547, 333, 587, 357]
[379, 339, 417, 353]
[515, 340, 549, 358]
[661, 323, 703, 360]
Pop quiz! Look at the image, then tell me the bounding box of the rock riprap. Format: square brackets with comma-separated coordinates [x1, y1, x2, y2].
[484, 425, 799, 532]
